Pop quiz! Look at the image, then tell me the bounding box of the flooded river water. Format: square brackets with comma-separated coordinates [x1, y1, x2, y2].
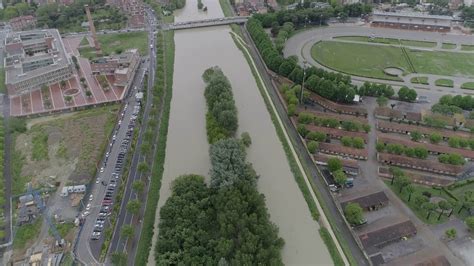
[149, 1, 331, 264]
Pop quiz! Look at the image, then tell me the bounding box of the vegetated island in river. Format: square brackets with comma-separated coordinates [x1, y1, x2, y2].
[154, 67, 284, 265]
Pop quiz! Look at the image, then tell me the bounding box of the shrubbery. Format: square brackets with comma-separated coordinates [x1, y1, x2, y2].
[156, 139, 284, 264]
[357, 82, 394, 98]
[247, 18, 355, 103]
[202, 67, 238, 143]
[438, 153, 465, 165]
[377, 142, 428, 159]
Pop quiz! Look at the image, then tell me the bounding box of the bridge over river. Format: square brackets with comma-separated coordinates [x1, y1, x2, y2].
[163, 16, 249, 30]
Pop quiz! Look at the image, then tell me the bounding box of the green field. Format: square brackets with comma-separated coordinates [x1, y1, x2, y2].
[312, 41, 474, 80]
[435, 79, 454, 87]
[461, 82, 474, 90]
[334, 36, 437, 48]
[79, 32, 148, 59]
[461, 45, 474, 51]
[400, 39, 436, 48]
[311, 41, 409, 80]
[334, 36, 400, 45]
[442, 43, 457, 49]
[410, 76, 429, 85]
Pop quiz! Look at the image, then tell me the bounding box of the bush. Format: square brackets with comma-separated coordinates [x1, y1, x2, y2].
[297, 124, 309, 137]
[307, 141, 319, 154]
[297, 112, 314, 124]
[241, 132, 252, 147]
[439, 153, 465, 165]
[307, 131, 326, 142]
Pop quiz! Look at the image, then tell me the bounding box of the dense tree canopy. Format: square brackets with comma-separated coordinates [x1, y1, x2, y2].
[246, 18, 355, 104]
[203, 67, 238, 143]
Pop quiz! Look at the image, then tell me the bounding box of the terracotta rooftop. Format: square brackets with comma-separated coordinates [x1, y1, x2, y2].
[378, 153, 464, 176]
[313, 153, 359, 170]
[319, 142, 368, 160]
[308, 92, 368, 116]
[306, 124, 368, 143]
[297, 108, 368, 124]
[379, 167, 455, 187]
[377, 120, 472, 139]
[374, 107, 422, 121]
[358, 219, 417, 249]
[340, 190, 389, 210]
[377, 132, 474, 159]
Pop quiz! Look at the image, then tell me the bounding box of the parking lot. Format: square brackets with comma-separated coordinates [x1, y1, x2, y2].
[75, 91, 142, 264]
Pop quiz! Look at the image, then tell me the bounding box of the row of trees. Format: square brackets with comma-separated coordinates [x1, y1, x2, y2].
[397, 86, 418, 102]
[202, 67, 238, 144]
[376, 142, 428, 159]
[438, 94, 474, 111]
[357, 82, 394, 98]
[341, 136, 364, 149]
[297, 111, 370, 132]
[164, 0, 185, 11]
[247, 18, 356, 104]
[254, 3, 372, 29]
[272, 22, 295, 53]
[438, 153, 465, 165]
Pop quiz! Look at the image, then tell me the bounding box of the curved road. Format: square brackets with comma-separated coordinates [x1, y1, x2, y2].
[284, 24, 474, 103]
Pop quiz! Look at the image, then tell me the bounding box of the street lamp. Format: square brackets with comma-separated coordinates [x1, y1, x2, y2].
[300, 60, 307, 104]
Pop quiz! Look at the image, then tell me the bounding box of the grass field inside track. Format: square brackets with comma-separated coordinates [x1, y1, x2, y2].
[311, 40, 474, 80]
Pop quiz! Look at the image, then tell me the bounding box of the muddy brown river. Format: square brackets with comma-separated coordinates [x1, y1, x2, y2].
[148, 1, 331, 264]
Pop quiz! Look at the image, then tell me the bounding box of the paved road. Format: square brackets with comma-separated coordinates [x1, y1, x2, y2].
[284, 24, 474, 104]
[74, 61, 147, 265]
[241, 25, 370, 266]
[107, 6, 159, 263]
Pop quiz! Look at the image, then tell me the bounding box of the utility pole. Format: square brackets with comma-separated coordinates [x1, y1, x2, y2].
[300, 60, 307, 104]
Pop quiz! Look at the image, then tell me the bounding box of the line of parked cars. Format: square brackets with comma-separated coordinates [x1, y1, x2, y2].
[91, 103, 141, 241]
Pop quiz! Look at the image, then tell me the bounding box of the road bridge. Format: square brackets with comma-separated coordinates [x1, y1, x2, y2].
[165, 16, 249, 30]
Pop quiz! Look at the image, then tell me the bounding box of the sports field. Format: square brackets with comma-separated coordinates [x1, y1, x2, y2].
[311, 40, 474, 80]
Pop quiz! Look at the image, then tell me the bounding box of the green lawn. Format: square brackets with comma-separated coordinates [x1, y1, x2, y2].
[79, 37, 89, 47]
[461, 45, 474, 51]
[400, 39, 437, 48]
[333, 36, 437, 48]
[461, 82, 474, 90]
[410, 76, 429, 85]
[406, 49, 474, 78]
[435, 79, 454, 87]
[385, 181, 450, 224]
[311, 41, 408, 80]
[78, 32, 148, 59]
[441, 43, 457, 49]
[312, 41, 474, 80]
[333, 36, 400, 45]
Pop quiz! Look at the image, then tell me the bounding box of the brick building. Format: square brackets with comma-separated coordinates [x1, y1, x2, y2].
[372, 11, 453, 32]
[9, 15, 37, 31]
[90, 48, 140, 88]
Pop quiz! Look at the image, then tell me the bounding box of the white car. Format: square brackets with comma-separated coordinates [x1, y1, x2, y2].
[82, 211, 90, 217]
[100, 167, 105, 173]
[89, 194, 93, 201]
[86, 203, 91, 211]
[96, 179, 100, 184]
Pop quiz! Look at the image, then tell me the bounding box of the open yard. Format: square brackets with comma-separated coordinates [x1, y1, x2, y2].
[13, 105, 118, 195]
[311, 41, 409, 80]
[311, 40, 474, 80]
[78, 32, 148, 59]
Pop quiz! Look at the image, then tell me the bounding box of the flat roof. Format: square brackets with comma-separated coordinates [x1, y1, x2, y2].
[373, 11, 453, 20]
[5, 29, 70, 85]
[340, 190, 389, 209]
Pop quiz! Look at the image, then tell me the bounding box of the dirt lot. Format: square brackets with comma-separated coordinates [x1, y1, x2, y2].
[11, 105, 118, 260]
[15, 105, 119, 191]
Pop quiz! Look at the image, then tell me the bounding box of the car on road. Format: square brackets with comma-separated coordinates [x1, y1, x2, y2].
[89, 194, 93, 201]
[82, 211, 90, 217]
[100, 167, 105, 173]
[96, 178, 100, 184]
[86, 203, 91, 211]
